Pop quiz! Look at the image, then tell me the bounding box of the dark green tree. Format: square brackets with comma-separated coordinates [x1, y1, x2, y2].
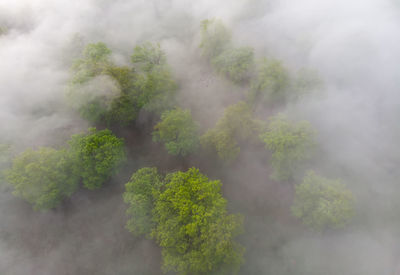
[291, 171, 355, 231]
[153, 108, 200, 156]
[152, 168, 244, 275]
[69, 128, 126, 190]
[6, 147, 79, 210]
[260, 114, 315, 181]
[211, 47, 254, 84]
[201, 101, 262, 162]
[123, 167, 163, 237]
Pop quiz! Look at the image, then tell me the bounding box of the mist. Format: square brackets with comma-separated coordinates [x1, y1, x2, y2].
[1, 0, 400, 274]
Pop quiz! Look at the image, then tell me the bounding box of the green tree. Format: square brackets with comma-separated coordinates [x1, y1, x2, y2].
[211, 47, 254, 84]
[200, 18, 232, 59]
[201, 101, 262, 162]
[123, 167, 163, 237]
[67, 42, 117, 123]
[5, 148, 79, 210]
[69, 128, 126, 190]
[71, 42, 112, 85]
[291, 171, 355, 231]
[153, 108, 200, 156]
[132, 43, 178, 115]
[260, 114, 315, 181]
[152, 168, 244, 275]
[249, 58, 290, 106]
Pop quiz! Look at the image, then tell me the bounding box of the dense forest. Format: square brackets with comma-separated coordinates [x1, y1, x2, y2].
[1, 1, 400, 274]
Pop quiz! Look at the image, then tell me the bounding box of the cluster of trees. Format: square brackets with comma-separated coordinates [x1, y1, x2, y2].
[1, 18, 357, 275]
[5, 128, 125, 210]
[68, 42, 177, 126]
[124, 167, 244, 275]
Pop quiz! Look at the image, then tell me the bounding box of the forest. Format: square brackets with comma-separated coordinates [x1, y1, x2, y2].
[1, 1, 400, 274]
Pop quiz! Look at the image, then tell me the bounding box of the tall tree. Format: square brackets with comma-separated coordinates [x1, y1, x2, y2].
[124, 167, 163, 237]
[291, 171, 355, 231]
[152, 168, 244, 275]
[260, 114, 315, 181]
[212, 47, 254, 84]
[201, 101, 262, 162]
[153, 108, 200, 156]
[199, 19, 232, 59]
[69, 128, 126, 190]
[6, 148, 79, 210]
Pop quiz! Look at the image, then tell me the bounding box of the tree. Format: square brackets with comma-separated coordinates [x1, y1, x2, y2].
[152, 168, 244, 275]
[5, 148, 79, 210]
[260, 114, 315, 181]
[211, 47, 254, 84]
[69, 128, 126, 190]
[153, 108, 200, 156]
[291, 171, 355, 231]
[249, 58, 290, 106]
[71, 42, 112, 85]
[200, 19, 232, 59]
[131, 43, 178, 115]
[201, 101, 262, 162]
[123, 167, 163, 237]
[67, 42, 119, 124]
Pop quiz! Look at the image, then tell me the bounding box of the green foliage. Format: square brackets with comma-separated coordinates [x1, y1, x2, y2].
[131, 42, 166, 72]
[0, 144, 12, 187]
[200, 19, 232, 59]
[291, 171, 355, 231]
[132, 43, 178, 115]
[5, 148, 79, 210]
[201, 101, 262, 162]
[211, 47, 254, 84]
[123, 167, 163, 237]
[260, 114, 315, 181]
[153, 108, 200, 156]
[71, 42, 112, 84]
[152, 168, 244, 275]
[69, 128, 126, 190]
[250, 58, 290, 106]
[68, 42, 177, 125]
[104, 65, 140, 125]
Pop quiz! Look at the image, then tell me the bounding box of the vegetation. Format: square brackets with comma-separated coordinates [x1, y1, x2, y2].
[260, 114, 315, 181]
[201, 101, 263, 162]
[68, 42, 177, 125]
[123, 168, 244, 275]
[123, 167, 163, 237]
[291, 171, 355, 231]
[6, 148, 79, 210]
[200, 19, 232, 59]
[153, 108, 200, 156]
[212, 47, 254, 84]
[69, 128, 126, 190]
[249, 58, 290, 106]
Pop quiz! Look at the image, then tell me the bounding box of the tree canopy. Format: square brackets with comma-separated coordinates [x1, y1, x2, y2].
[68, 42, 177, 125]
[212, 47, 254, 84]
[6, 147, 79, 210]
[291, 171, 355, 231]
[123, 168, 244, 275]
[153, 108, 200, 156]
[260, 114, 315, 181]
[152, 168, 244, 275]
[201, 101, 263, 162]
[69, 128, 126, 190]
[123, 167, 163, 237]
[249, 58, 290, 106]
[200, 19, 232, 59]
